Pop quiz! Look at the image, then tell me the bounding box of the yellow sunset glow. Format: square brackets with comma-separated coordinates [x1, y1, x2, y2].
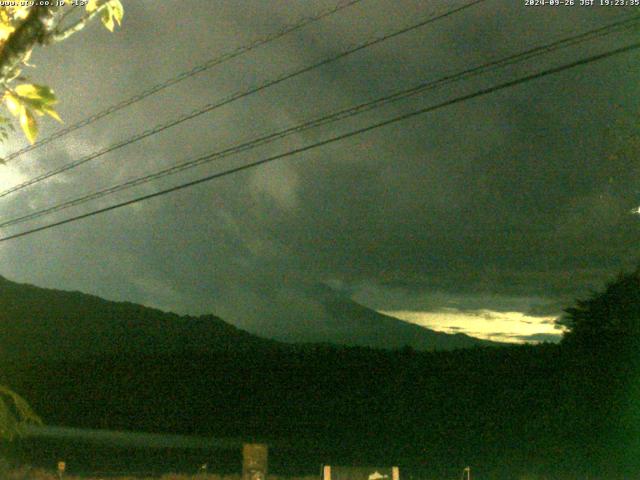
[381, 309, 564, 344]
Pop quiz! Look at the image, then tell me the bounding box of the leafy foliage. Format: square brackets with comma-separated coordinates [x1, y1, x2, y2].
[4, 83, 60, 144]
[0, 6, 30, 44]
[87, 0, 124, 32]
[0, 0, 124, 442]
[555, 267, 640, 476]
[558, 266, 640, 352]
[1, 271, 639, 477]
[0, 1, 124, 145]
[0, 385, 41, 440]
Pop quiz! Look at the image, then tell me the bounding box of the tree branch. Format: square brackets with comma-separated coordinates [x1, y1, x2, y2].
[0, 5, 61, 83]
[50, 2, 110, 43]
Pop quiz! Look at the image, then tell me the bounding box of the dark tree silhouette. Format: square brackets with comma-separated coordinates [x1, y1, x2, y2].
[556, 267, 640, 477]
[558, 266, 640, 355]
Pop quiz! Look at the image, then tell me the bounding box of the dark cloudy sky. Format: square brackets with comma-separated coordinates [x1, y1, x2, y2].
[0, 0, 638, 343]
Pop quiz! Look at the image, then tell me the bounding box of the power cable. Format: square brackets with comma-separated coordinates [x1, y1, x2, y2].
[0, 0, 365, 163]
[1, 40, 637, 243]
[1, 15, 637, 229]
[0, 0, 487, 198]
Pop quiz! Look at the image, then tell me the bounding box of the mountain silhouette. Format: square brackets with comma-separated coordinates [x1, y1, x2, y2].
[0, 275, 495, 360]
[261, 283, 499, 349]
[0, 275, 275, 360]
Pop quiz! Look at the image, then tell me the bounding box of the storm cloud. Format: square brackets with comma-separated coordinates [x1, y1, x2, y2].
[0, 0, 637, 340]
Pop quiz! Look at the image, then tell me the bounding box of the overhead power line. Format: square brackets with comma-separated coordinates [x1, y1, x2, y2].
[1, 40, 637, 243]
[0, 0, 487, 198]
[1, 0, 364, 163]
[2, 15, 637, 230]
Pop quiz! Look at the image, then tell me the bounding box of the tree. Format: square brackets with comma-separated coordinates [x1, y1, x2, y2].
[557, 266, 640, 354]
[555, 268, 640, 476]
[0, 0, 123, 442]
[0, 0, 124, 145]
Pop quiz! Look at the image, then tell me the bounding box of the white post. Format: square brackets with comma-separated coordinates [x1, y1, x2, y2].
[392, 466, 399, 480]
[242, 443, 268, 480]
[323, 465, 332, 480]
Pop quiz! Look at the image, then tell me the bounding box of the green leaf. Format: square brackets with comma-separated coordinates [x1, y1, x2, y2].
[86, 0, 99, 12]
[101, 0, 124, 32]
[43, 105, 62, 123]
[4, 92, 23, 117]
[19, 108, 37, 144]
[101, 7, 115, 32]
[109, 0, 124, 26]
[15, 83, 57, 105]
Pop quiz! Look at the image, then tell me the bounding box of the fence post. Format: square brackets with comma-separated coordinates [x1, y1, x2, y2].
[56, 460, 66, 479]
[323, 465, 331, 480]
[243, 443, 268, 480]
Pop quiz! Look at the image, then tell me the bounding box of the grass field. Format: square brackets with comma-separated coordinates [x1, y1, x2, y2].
[6, 470, 318, 480]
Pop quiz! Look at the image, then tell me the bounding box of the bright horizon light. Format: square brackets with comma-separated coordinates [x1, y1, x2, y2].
[380, 308, 564, 344]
